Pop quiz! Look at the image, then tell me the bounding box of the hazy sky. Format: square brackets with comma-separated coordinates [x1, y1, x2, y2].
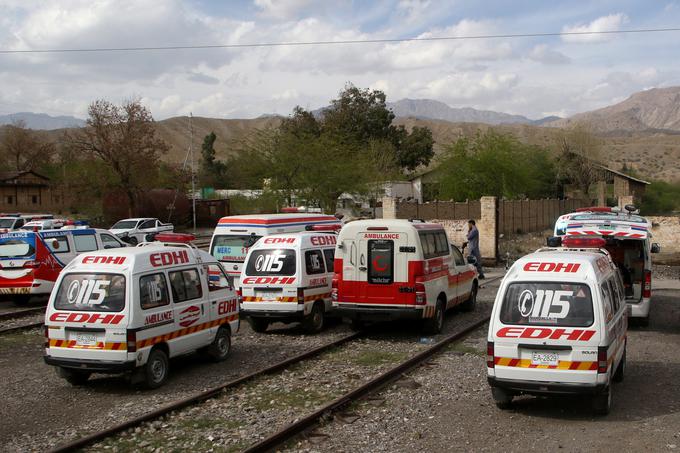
[2, 0, 680, 120]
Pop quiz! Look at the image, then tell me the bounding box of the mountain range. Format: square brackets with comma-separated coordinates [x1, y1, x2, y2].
[0, 112, 85, 130]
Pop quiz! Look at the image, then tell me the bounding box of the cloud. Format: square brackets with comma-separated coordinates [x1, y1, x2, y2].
[416, 72, 519, 103]
[254, 0, 314, 20]
[187, 72, 220, 85]
[561, 13, 629, 43]
[527, 44, 571, 65]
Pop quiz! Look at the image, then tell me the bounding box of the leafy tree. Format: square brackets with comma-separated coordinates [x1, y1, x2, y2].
[65, 98, 169, 216]
[641, 180, 680, 215]
[555, 123, 603, 196]
[437, 131, 557, 200]
[200, 131, 226, 188]
[0, 120, 55, 172]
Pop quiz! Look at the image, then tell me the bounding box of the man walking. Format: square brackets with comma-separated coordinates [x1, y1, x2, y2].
[464, 219, 485, 279]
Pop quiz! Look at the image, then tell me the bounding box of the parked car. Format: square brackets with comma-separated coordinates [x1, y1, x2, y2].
[110, 218, 174, 245]
[20, 219, 65, 231]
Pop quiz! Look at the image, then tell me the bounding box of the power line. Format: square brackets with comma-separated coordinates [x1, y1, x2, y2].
[1, 27, 679, 54]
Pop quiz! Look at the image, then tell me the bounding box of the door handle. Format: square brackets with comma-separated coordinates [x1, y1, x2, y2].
[359, 266, 367, 271]
[201, 305, 204, 315]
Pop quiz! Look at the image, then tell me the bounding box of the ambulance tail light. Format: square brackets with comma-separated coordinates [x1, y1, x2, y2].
[236, 289, 243, 304]
[486, 342, 495, 368]
[643, 270, 652, 298]
[562, 237, 606, 248]
[23, 260, 40, 269]
[43, 326, 49, 349]
[297, 288, 305, 304]
[331, 277, 338, 302]
[126, 331, 137, 353]
[597, 346, 608, 373]
[414, 281, 426, 305]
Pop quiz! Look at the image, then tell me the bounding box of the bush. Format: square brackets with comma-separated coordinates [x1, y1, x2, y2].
[641, 181, 680, 215]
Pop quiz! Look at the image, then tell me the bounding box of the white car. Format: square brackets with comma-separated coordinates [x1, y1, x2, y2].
[487, 236, 627, 415]
[110, 218, 174, 245]
[20, 218, 65, 231]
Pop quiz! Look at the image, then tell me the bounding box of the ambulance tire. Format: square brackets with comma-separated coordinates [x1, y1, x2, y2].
[144, 347, 169, 389]
[128, 236, 138, 246]
[248, 317, 269, 333]
[593, 386, 612, 416]
[206, 327, 231, 362]
[303, 302, 324, 334]
[613, 347, 626, 383]
[58, 367, 91, 386]
[460, 282, 478, 312]
[423, 299, 444, 335]
[491, 387, 513, 409]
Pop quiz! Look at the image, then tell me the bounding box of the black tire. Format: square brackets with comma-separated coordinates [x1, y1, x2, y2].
[128, 236, 138, 246]
[12, 295, 31, 306]
[206, 327, 231, 362]
[302, 303, 325, 334]
[491, 387, 513, 409]
[593, 386, 612, 415]
[423, 299, 444, 335]
[248, 317, 269, 333]
[613, 346, 626, 383]
[460, 282, 478, 312]
[58, 367, 91, 386]
[144, 347, 169, 389]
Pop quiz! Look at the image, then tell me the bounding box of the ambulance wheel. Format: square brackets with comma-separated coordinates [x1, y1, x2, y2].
[303, 303, 324, 333]
[248, 317, 269, 333]
[593, 386, 612, 415]
[128, 236, 138, 246]
[460, 282, 478, 312]
[206, 327, 231, 362]
[613, 347, 626, 383]
[423, 299, 444, 335]
[58, 368, 91, 386]
[491, 387, 513, 409]
[144, 348, 169, 389]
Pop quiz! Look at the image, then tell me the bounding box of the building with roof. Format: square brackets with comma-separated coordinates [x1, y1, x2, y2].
[0, 170, 61, 213]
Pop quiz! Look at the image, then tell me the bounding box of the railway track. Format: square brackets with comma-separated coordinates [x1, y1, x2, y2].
[0, 305, 45, 322]
[49, 314, 491, 453]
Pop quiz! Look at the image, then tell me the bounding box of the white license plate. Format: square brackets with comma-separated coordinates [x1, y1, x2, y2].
[531, 352, 559, 366]
[75, 333, 98, 346]
[257, 291, 281, 301]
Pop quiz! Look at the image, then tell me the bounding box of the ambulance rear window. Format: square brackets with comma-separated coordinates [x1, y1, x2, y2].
[0, 239, 34, 258]
[54, 273, 126, 312]
[245, 249, 296, 276]
[368, 240, 393, 284]
[500, 282, 594, 327]
[211, 235, 262, 262]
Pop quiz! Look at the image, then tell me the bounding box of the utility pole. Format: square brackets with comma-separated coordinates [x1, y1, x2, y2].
[190, 113, 196, 232]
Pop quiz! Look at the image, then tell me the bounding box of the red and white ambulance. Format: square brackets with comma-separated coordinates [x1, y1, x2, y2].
[240, 231, 337, 333]
[487, 236, 627, 415]
[0, 228, 127, 304]
[209, 213, 342, 287]
[332, 219, 478, 333]
[43, 234, 238, 388]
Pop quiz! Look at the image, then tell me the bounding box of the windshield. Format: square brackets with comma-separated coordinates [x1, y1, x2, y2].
[54, 273, 126, 312]
[0, 219, 15, 228]
[0, 234, 36, 258]
[500, 282, 594, 327]
[111, 220, 139, 230]
[245, 249, 296, 276]
[570, 213, 647, 223]
[211, 234, 262, 263]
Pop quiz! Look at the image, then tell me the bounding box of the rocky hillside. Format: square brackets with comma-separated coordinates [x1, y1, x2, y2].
[548, 86, 680, 133]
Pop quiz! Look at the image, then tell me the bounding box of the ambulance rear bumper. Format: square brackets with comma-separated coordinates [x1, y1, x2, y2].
[488, 376, 606, 395]
[241, 309, 305, 320]
[44, 355, 136, 373]
[333, 303, 422, 322]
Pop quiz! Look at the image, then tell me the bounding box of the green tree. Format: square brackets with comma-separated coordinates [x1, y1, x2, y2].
[200, 131, 226, 188]
[641, 180, 680, 215]
[555, 123, 603, 196]
[0, 120, 55, 172]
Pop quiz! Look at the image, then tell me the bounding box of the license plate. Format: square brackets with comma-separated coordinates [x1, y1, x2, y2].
[531, 352, 559, 366]
[75, 333, 97, 346]
[257, 291, 281, 301]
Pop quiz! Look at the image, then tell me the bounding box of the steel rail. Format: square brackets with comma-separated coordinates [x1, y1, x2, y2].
[0, 320, 43, 335]
[0, 306, 45, 322]
[48, 331, 363, 453]
[243, 315, 490, 453]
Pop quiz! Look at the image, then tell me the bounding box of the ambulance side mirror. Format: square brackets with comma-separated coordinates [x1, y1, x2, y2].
[651, 243, 661, 254]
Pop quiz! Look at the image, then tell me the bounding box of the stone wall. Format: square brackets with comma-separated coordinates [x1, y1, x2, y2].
[648, 216, 680, 253]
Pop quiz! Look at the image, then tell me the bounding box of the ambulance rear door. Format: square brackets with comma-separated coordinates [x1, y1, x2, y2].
[357, 230, 410, 305]
[492, 280, 601, 384]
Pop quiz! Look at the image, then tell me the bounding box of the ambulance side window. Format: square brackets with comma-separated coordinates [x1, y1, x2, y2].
[305, 250, 326, 275]
[323, 249, 335, 273]
[600, 282, 614, 321]
[608, 279, 621, 313]
[169, 268, 203, 303]
[101, 233, 124, 249]
[74, 234, 98, 252]
[140, 273, 170, 310]
[45, 235, 70, 253]
[451, 245, 465, 266]
[206, 264, 231, 291]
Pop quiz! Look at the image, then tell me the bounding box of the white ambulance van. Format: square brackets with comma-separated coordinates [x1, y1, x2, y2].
[43, 233, 239, 389]
[333, 219, 478, 334]
[209, 214, 342, 287]
[240, 231, 337, 333]
[487, 236, 627, 415]
[553, 206, 659, 325]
